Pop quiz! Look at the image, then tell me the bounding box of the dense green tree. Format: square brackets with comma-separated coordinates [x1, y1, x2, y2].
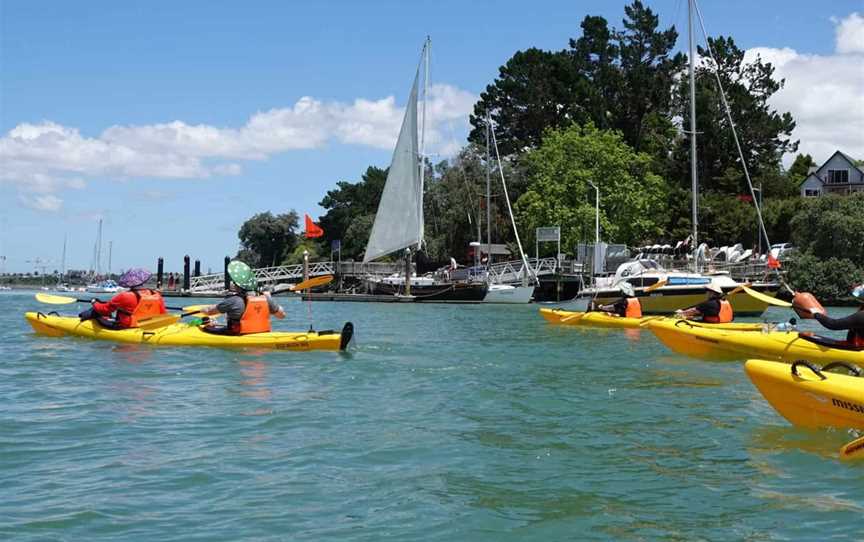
[786, 153, 816, 186]
[316, 166, 387, 259]
[671, 36, 798, 195]
[790, 194, 864, 265]
[236, 211, 300, 267]
[468, 48, 579, 155]
[514, 123, 667, 252]
[786, 252, 863, 302]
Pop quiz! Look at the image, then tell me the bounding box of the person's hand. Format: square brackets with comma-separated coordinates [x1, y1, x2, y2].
[90, 298, 98, 304]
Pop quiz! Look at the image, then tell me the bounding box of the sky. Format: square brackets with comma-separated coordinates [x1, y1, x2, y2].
[1, 0, 863, 274]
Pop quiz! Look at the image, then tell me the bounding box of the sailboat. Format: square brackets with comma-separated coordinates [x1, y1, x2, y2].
[363, 38, 488, 303]
[85, 218, 122, 293]
[481, 113, 536, 304]
[575, 0, 779, 316]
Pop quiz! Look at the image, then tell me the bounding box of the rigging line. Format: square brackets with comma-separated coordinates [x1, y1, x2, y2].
[692, 0, 772, 256]
[490, 120, 539, 285]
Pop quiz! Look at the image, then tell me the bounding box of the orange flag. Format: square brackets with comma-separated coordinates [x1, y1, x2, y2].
[304, 214, 324, 238]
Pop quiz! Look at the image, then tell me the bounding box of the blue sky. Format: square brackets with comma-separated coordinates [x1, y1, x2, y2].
[2, 0, 862, 274]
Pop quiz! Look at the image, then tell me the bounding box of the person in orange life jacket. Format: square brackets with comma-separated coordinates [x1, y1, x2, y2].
[675, 282, 733, 323]
[809, 284, 864, 347]
[199, 260, 285, 336]
[598, 282, 642, 318]
[78, 268, 166, 330]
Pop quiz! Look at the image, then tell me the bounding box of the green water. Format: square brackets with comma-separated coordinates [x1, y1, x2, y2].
[2, 291, 862, 540]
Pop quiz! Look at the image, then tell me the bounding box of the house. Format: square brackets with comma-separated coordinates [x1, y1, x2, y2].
[800, 150, 864, 197]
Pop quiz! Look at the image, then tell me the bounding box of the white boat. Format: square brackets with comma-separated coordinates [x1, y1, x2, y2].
[483, 283, 535, 304]
[86, 279, 123, 294]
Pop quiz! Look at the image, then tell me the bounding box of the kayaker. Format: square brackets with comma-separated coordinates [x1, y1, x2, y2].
[598, 282, 642, 318]
[809, 284, 864, 347]
[78, 268, 166, 329]
[675, 283, 733, 323]
[199, 260, 286, 335]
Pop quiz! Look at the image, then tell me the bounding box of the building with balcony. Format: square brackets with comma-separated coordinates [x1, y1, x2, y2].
[800, 150, 864, 197]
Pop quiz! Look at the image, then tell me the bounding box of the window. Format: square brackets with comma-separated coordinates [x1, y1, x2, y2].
[804, 189, 820, 197]
[827, 169, 849, 184]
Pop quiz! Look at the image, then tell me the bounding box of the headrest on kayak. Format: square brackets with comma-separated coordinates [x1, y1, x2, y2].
[705, 282, 723, 295]
[618, 282, 636, 297]
[118, 268, 151, 288]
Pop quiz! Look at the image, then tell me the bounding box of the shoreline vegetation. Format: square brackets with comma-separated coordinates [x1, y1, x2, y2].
[7, 2, 861, 303]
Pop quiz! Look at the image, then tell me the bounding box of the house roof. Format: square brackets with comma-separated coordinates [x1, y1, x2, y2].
[800, 150, 864, 186]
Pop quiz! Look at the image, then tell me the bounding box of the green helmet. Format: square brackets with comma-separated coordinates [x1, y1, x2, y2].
[227, 260, 257, 291]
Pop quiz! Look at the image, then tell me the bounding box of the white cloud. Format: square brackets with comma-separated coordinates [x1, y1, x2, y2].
[20, 194, 63, 212]
[1, 83, 475, 211]
[835, 12, 864, 54]
[744, 13, 864, 164]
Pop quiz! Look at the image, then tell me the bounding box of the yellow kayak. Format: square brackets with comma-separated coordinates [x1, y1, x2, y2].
[646, 318, 864, 364]
[745, 358, 864, 430]
[539, 308, 767, 331]
[25, 312, 352, 351]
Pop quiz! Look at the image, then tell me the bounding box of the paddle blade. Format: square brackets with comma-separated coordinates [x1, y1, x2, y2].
[740, 285, 792, 308]
[136, 314, 181, 330]
[181, 304, 209, 313]
[644, 279, 668, 293]
[840, 435, 864, 461]
[35, 293, 79, 305]
[289, 275, 334, 292]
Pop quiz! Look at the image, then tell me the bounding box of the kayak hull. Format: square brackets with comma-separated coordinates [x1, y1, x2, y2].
[745, 358, 864, 430]
[25, 312, 351, 351]
[539, 308, 768, 331]
[646, 319, 864, 364]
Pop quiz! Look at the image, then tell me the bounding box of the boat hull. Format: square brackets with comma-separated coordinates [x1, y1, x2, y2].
[483, 284, 533, 304]
[366, 279, 488, 303]
[745, 359, 864, 430]
[539, 308, 770, 331]
[591, 284, 779, 316]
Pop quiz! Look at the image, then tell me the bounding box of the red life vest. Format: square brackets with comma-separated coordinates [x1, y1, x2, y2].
[237, 295, 271, 335]
[625, 297, 642, 318]
[128, 289, 166, 327]
[703, 299, 733, 324]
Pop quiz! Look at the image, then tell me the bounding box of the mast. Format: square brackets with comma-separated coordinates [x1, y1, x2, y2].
[418, 36, 430, 250]
[61, 234, 67, 281]
[688, 0, 699, 271]
[485, 111, 492, 267]
[107, 240, 113, 276]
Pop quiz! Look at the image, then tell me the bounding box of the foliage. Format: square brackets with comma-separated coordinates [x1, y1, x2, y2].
[317, 166, 387, 259]
[515, 123, 667, 252]
[786, 251, 864, 302]
[283, 239, 321, 265]
[670, 36, 798, 195]
[787, 153, 816, 186]
[789, 194, 864, 265]
[236, 211, 300, 267]
[762, 197, 804, 245]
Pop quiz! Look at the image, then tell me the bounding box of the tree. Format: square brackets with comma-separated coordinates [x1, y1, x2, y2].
[468, 48, 579, 155]
[671, 36, 798, 196]
[317, 166, 387, 260]
[786, 153, 815, 186]
[514, 123, 667, 252]
[236, 211, 300, 267]
[790, 194, 864, 265]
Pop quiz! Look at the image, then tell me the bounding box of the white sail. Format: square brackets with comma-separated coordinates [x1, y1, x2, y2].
[363, 65, 423, 263]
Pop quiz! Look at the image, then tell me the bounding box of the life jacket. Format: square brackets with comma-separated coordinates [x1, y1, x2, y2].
[703, 299, 733, 324]
[236, 295, 271, 335]
[128, 289, 166, 327]
[625, 297, 642, 318]
[849, 330, 864, 348]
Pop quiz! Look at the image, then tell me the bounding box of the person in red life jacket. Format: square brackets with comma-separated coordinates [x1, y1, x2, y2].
[598, 282, 642, 318]
[199, 260, 285, 335]
[78, 268, 166, 329]
[675, 282, 733, 323]
[809, 284, 864, 347]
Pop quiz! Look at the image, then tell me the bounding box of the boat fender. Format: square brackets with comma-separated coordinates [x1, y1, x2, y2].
[791, 360, 826, 380]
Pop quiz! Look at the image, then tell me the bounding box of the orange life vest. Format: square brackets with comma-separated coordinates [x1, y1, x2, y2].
[237, 295, 271, 335]
[129, 289, 166, 327]
[625, 297, 642, 318]
[703, 299, 733, 324]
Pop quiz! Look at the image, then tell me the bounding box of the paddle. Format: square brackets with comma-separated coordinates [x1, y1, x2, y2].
[136, 305, 211, 330]
[740, 285, 792, 308]
[840, 435, 864, 460]
[35, 292, 201, 312]
[644, 279, 668, 293]
[271, 275, 334, 293]
[560, 312, 586, 323]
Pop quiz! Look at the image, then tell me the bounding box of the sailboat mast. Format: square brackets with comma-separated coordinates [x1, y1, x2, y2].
[418, 36, 430, 250]
[61, 234, 67, 279]
[485, 112, 492, 266]
[688, 0, 699, 271]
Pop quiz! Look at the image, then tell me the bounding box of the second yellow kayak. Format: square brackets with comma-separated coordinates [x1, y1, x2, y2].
[745, 358, 864, 430]
[646, 318, 864, 364]
[539, 308, 768, 331]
